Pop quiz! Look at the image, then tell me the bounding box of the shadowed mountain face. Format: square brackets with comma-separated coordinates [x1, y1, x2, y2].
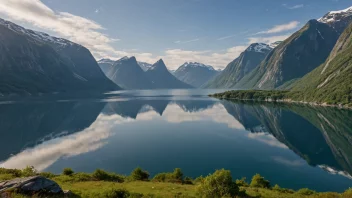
[221, 100, 352, 176]
[204, 43, 272, 89]
[0, 101, 106, 161]
[0, 19, 119, 95]
[146, 60, 193, 89]
[106, 57, 154, 90]
[173, 62, 219, 88]
[235, 20, 339, 89]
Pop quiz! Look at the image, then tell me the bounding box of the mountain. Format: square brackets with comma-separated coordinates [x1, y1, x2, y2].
[138, 61, 153, 71]
[107, 57, 154, 89]
[318, 6, 352, 34]
[234, 20, 340, 90]
[97, 59, 115, 75]
[0, 18, 119, 95]
[289, 22, 352, 105]
[145, 59, 193, 89]
[203, 43, 272, 88]
[173, 62, 219, 88]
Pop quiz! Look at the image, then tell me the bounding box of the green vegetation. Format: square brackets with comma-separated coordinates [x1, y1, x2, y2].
[1, 167, 352, 198]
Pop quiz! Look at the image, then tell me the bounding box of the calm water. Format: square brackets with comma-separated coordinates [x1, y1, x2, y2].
[0, 89, 352, 192]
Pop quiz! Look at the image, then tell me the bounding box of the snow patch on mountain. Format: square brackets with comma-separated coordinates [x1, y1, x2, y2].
[0, 18, 75, 47]
[138, 61, 153, 71]
[178, 62, 215, 72]
[98, 59, 115, 65]
[318, 6, 352, 23]
[246, 43, 272, 53]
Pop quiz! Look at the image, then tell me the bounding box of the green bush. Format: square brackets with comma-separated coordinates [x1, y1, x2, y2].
[0, 168, 22, 177]
[130, 168, 149, 181]
[92, 169, 124, 182]
[196, 169, 239, 198]
[250, 174, 270, 188]
[235, 177, 249, 187]
[21, 166, 37, 177]
[152, 168, 184, 183]
[62, 168, 74, 176]
[0, 174, 15, 181]
[296, 188, 316, 195]
[193, 176, 204, 184]
[272, 184, 294, 194]
[183, 176, 193, 185]
[39, 172, 56, 178]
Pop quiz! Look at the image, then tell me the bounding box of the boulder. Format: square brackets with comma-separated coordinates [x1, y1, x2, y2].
[0, 176, 63, 196]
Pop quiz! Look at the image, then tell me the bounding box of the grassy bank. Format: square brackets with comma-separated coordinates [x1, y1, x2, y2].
[1, 167, 352, 198]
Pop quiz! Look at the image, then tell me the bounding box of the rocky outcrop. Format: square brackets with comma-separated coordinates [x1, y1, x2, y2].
[0, 176, 63, 196]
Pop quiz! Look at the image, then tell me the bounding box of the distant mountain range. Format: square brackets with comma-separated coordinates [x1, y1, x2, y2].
[0, 18, 120, 95]
[174, 62, 219, 88]
[98, 57, 192, 89]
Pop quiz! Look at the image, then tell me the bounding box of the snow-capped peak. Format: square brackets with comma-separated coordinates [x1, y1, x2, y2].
[246, 43, 272, 53]
[318, 6, 352, 23]
[138, 61, 153, 71]
[98, 58, 115, 65]
[0, 18, 74, 47]
[178, 62, 215, 71]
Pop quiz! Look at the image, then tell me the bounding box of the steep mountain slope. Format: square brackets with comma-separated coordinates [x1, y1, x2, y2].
[0, 18, 119, 95]
[234, 20, 339, 90]
[174, 62, 218, 88]
[204, 43, 272, 88]
[107, 57, 154, 89]
[290, 22, 352, 105]
[97, 59, 115, 75]
[318, 6, 352, 34]
[145, 59, 193, 89]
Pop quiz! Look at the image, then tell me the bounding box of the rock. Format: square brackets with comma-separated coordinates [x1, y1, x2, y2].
[0, 176, 63, 196]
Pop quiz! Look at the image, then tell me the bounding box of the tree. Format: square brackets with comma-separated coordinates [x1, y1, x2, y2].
[130, 167, 150, 181]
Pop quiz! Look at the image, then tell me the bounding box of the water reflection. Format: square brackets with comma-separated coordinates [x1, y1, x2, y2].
[0, 97, 352, 191]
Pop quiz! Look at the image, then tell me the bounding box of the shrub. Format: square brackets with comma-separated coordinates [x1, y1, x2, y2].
[196, 169, 239, 198]
[0, 174, 15, 181]
[296, 188, 316, 195]
[39, 172, 56, 178]
[193, 176, 204, 184]
[0, 168, 22, 177]
[21, 166, 37, 177]
[130, 168, 149, 181]
[73, 172, 92, 182]
[272, 184, 294, 194]
[62, 168, 74, 176]
[152, 168, 184, 183]
[183, 176, 193, 185]
[250, 174, 270, 188]
[92, 169, 124, 182]
[235, 177, 249, 187]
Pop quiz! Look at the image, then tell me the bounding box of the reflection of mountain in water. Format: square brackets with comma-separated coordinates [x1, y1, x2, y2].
[222, 100, 352, 176]
[0, 102, 105, 161]
[102, 100, 217, 119]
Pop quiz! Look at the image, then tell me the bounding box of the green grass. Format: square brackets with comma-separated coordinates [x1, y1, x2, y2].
[1, 167, 352, 198]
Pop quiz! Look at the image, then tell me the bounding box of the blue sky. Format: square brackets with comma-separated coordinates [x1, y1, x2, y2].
[1, 0, 351, 69]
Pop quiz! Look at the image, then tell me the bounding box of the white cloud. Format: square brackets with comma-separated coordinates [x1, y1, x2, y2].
[247, 132, 288, 149]
[247, 34, 291, 44]
[283, 4, 304, 10]
[217, 34, 237, 41]
[256, 21, 300, 34]
[174, 38, 200, 44]
[0, 0, 158, 63]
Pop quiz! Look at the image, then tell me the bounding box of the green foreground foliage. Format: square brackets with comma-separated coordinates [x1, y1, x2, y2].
[1, 166, 352, 197]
